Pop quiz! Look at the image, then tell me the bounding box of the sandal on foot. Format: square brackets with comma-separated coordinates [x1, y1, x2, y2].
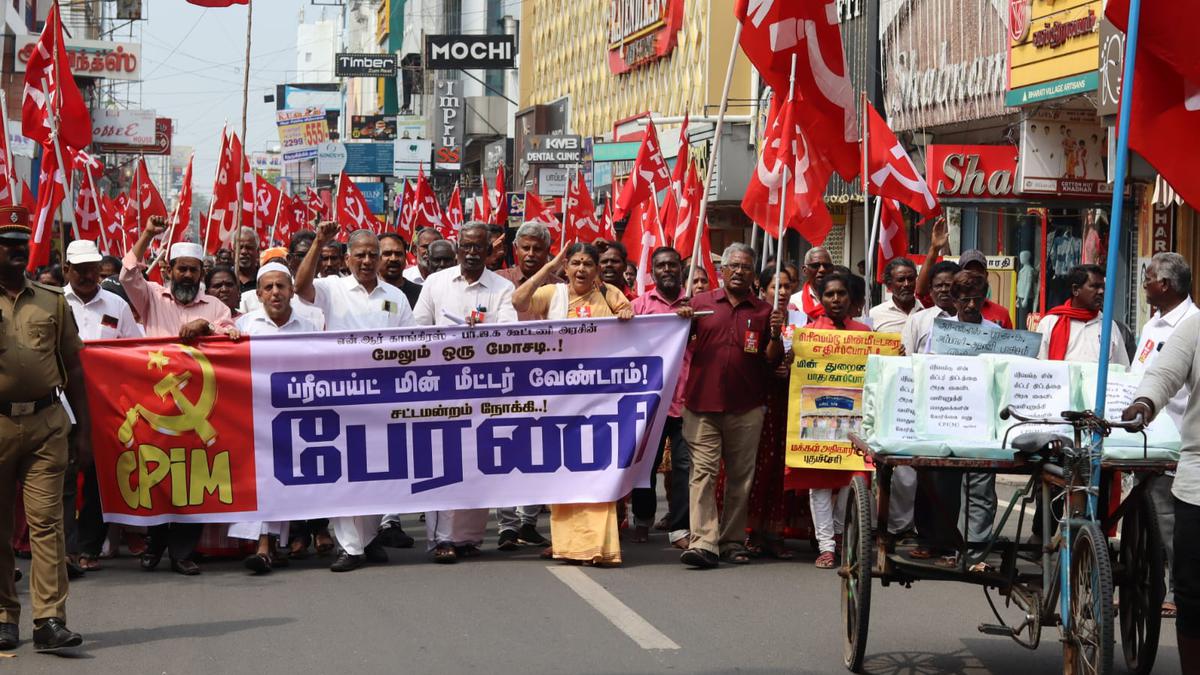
[455, 544, 482, 558]
[78, 555, 102, 571]
[315, 534, 335, 555]
[244, 553, 272, 574]
[432, 544, 458, 564]
[1163, 602, 1177, 618]
[814, 551, 836, 569]
[721, 549, 752, 565]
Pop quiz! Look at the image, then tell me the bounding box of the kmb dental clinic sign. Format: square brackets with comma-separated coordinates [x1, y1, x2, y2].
[335, 53, 398, 78]
[425, 35, 516, 70]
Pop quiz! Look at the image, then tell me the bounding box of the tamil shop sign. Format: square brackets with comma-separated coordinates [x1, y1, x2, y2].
[925, 145, 1018, 199]
[607, 0, 684, 75]
[15, 36, 141, 81]
[1006, 0, 1101, 106]
[880, 0, 1011, 131]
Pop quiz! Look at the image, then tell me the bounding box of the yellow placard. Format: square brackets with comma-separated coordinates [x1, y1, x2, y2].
[785, 329, 902, 471]
[1009, 0, 1101, 89]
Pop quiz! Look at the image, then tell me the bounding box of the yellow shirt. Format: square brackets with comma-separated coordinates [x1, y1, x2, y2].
[528, 283, 631, 320]
[0, 280, 83, 401]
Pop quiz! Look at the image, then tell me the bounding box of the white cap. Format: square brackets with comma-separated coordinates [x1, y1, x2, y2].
[256, 261, 292, 282]
[65, 239, 103, 264]
[169, 242, 205, 262]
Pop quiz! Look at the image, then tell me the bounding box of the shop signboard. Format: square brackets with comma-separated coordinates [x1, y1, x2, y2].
[335, 53, 398, 78]
[425, 35, 516, 70]
[275, 107, 330, 163]
[434, 79, 464, 171]
[15, 36, 141, 81]
[607, 0, 684, 75]
[880, 0, 1011, 131]
[350, 115, 398, 140]
[1016, 111, 1110, 198]
[525, 135, 583, 164]
[538, 167, 570, 197]
[92, 116, 173, 156]
[393, 139, 432, 178]
[342, 142, 395, 177]
[925, 144, 1019, 199]
[1097, 19, 1126, 117]
[316, 142, 348, 175]
[1151, 204, 1174, 254]
[396, 116, 426, 140]
[1006, 0, 1102, 106]
[353, 181, 387, 214]
[91, 109, 156, 147]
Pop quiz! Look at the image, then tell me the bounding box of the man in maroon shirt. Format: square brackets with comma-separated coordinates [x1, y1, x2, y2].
[676, 243, 784, 568]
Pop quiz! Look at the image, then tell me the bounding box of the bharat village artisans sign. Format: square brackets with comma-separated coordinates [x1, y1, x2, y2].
[1006, 0, 1102, 106]
[607, 0, 684, 75]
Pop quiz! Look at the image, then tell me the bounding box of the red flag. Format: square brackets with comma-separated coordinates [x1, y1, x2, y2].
[306, 186, 326, 225]
[698, 229, 718, 289]
[742, 95, 835, 243]
[397, 180, 416, 241]
[22, 4, 92, 151]
[336, 173, 382, 233]
[20, 180, 34, 214]
[283, 194, 308, 245]
[0, 122, 15, 207]
[28, 148, 68, 272]
[620, 199, 663, 295]
[187, 0, 249, 6]
[169, 154, 194, 248]
[486, 164, 509, 225]
[734, 0, 859, 180]
[875, 198, 908, 283]
[411, 166, 444, 232]
[98, 194, 122, 255]
[524, 191, 560, 246]
[1107, 0, 1200, 207]
[441, 182, 464, 240]
[110, 192, 130, 253]
[866, 105, 939, 218]
[253, 174, 282, 242]
[565, 171, 602, 243]
[672, 163, 703, 258]
[615, 121, 671, 219]
[206, 130, 241, 253]
[601, 199, 617, 241]
[73, 171, 104, 243]
[130, 157, 169, 232]
[241, 152, 256, 232]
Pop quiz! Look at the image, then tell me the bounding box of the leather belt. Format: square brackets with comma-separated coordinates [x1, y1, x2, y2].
[0, 393, 58, 417]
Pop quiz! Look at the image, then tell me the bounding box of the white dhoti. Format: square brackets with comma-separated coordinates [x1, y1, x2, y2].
[425, 509, 489, 550]
[888, 466, 918, 534]
[227, 521, 290, 542]
[330, 515, 382, 555]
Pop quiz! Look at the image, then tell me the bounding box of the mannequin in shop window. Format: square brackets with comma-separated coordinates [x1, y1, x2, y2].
[1081, 209, 1105, 266]
[1017, 250, 1038, 330]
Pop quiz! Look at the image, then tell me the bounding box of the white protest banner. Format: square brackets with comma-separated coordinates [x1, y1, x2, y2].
[930, 317, 1041, 357]
[80, 316, 689, 525]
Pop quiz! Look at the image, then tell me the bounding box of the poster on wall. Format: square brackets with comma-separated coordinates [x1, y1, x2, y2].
[1017, 112, 1110, 198]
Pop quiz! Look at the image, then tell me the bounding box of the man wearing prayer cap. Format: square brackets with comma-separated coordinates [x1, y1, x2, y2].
[228, 262, 319, 574]
[119, 216, 238, 576]
[0, 206, 91, 651]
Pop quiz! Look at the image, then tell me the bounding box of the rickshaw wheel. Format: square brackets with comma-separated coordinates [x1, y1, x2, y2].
[841, 475, 873, 673]
[1065, 522, 1114, 675]
[1118, 490, 1164, 675]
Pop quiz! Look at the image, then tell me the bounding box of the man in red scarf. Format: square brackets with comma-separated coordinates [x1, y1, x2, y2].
[797, 246, 833, 319]
[1036, 264, 1130, 365]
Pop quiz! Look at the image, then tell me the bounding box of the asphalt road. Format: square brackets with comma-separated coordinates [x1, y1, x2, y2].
[4, 504, 1184, 674]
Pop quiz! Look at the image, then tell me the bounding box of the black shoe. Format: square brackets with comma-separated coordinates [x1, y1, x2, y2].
[497, 529, 519, 551]
[364, 542, 389, 564]
[244, 553, 272, 574]
[0, 622, 17, 651]
[680, 547, 719, 569]
[140, 549, 164, 571]
[516, 523, 548, 546]
[171, 559, 201, 576]
[376, 522, 415, 548]
[330, 551, 365, 572]
[13, 569, 21, 583]
[32, 618, 82, 652]
[66, 559, 86, 580]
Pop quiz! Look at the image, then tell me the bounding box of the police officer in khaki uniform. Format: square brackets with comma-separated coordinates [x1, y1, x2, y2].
[0, 207, 88, 653]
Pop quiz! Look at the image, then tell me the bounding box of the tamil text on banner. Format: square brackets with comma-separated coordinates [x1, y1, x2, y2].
[785, 329, 902, 471]
[81, 316, 690, 525]
[275, 107, 330, 162]
[929, 318, 1041, 357]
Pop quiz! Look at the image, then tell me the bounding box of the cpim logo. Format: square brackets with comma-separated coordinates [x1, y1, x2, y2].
[85, 340, 257, 517]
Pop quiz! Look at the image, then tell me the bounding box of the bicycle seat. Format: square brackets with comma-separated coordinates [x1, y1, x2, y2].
[1010, 432, 1073, 457]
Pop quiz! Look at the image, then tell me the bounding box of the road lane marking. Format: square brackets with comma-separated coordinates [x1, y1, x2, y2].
[547, 566, 680, 650]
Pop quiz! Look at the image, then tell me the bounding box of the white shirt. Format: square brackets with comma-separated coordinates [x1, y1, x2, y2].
[402, 266, 424, 285]
[238, 288, 326, 329]
[1036, 313, 1131, 366]
[64, 284, 143, 340]
[311, 275, 416, 331]
[901, 305, 950, 356]
[1131, 298, 1200, 429]
[236, 308, 321, 335]
[869, 296, 925, 335]
[412, 265, 517, 327]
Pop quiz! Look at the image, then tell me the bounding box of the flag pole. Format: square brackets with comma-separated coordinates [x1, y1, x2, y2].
[85, 170, 110, 254]
[0, 90, 16, 207]
[268, 185, 282, 245]
[1093, 0, 1143, 458]
[772, 54, 799, 311]
[686, 22, 742, 294]
[236, 0, 253, 236]
[861, 91, 871, 292]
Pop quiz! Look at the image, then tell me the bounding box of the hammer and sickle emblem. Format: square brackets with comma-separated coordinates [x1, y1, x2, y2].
[117, 345, 219, 447]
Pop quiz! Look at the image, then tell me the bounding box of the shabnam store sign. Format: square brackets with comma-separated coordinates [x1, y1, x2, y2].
[925, 144, 1019, 199]
[15, 36, 140, 81]
[607, 0, 684, 75]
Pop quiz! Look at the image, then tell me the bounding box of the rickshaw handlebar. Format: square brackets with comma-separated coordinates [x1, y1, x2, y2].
[998, 405, 1145, 431]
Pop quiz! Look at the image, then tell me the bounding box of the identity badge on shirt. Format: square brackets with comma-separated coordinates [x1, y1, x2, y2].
[575, 305, 593, 319]
[101, 314, 119, 329]
[743, 330, 760, 353]
[382, 300, 397, 314]
[469, 307, 487, 324]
